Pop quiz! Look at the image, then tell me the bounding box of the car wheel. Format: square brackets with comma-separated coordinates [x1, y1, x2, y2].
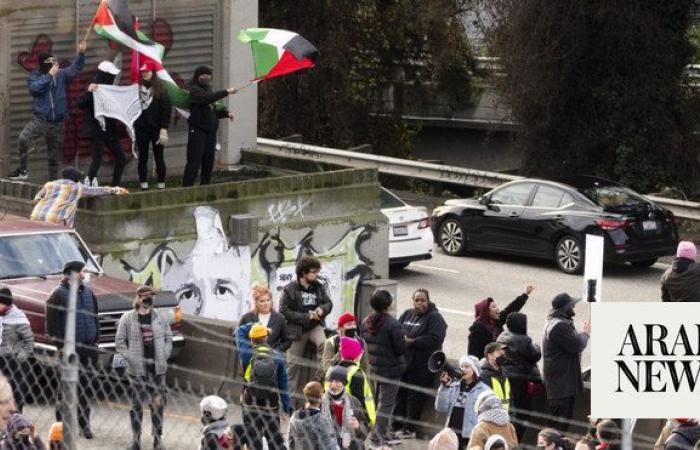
[631, 258, 658, 268]
[439, 218, 467, 256]
[555, 236, 583, 274]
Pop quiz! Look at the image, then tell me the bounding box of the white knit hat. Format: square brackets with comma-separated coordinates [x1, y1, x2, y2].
[458, 355, 481, 378]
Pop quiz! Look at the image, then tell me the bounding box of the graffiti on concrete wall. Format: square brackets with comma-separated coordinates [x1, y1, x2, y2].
[120, 206, 375, 326]
[267, 197, 312, 224]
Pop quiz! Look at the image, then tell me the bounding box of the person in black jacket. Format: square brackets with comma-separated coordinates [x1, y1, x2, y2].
[181, 66, 236, 187]
[279, 256, 333, 395]
[360, 289, 406, 448]
[238, 284, 291, 352]
[542, 293, 591, 431]
[467, 282, 535, 359]
[78, 61, 127, 187]
[392, 288, 447, 439]
[135, 61, 172, 190]
[46, 261, 100, 439]
[497, 312, 541, 440]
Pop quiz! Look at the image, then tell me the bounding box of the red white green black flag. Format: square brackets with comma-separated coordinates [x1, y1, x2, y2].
[237, 28, 318, 81]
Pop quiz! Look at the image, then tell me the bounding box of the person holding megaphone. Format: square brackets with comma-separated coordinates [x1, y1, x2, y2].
[434, 354, 490, 450]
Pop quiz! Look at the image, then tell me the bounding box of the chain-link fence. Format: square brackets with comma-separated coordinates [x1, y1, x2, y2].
[0, 295, 669, 450]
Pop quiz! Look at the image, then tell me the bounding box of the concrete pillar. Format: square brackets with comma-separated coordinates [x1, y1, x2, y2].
[220, 0, 258, 169]
[358, 278, 398, 321]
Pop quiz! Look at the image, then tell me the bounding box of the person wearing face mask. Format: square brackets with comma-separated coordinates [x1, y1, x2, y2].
[321, 313, 367, 374]
[542, 293, 591, 431]
[0, 287, 33, 414]
[115, 286, 172, 450]
[0, 413, 46, 450]
[478, 342, 511, 412]
[321, 367, 369, 450]
[393, 288, 447, 440]
[468, 283, 536, 360]
[182, 66, 237, 187]
[134, 61, 172, 190]
[537, 428, 575, 450]
[435, 355, 490, 450]
[324, 338, 376, 427]
[198, 395, 230, 450]
[8, 41, 87, 182]
[46, 261, 100, 439]
[78, 60, 127, 187]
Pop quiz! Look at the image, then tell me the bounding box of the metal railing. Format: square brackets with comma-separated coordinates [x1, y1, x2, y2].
[254, 138, 700, 221]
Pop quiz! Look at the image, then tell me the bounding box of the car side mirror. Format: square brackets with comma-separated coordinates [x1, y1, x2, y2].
[478, 196, 490, 206]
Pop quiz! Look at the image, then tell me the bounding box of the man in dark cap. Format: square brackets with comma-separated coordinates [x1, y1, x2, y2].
[31, 165, 128, 227]
[182, 65, 237, 187]
[46, 260, 100, 439]
[321, 365, 370, 450]
[542, 293, 591, 431]
[8, 41, 88, 181]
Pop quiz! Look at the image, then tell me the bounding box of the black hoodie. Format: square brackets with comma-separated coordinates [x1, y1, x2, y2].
[661, 257, 700, 302]
[496, 312, 542, 381]
[187, 70, 230, 132]
[398, 302, 447, 370]
[664, 423, 700, 450]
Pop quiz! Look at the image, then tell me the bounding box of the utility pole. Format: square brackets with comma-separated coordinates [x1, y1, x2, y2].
[59, 271, 79, 450]
[621, 418, 634, 450]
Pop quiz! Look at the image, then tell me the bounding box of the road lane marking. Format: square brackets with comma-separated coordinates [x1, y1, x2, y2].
[654, 262, 671, 269]
[439, 307, 474, 317]
[103, 400, 199, 422]
[412, 264, 459, 274]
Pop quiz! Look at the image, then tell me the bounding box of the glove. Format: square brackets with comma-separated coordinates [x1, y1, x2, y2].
[156, 128, 168, 146]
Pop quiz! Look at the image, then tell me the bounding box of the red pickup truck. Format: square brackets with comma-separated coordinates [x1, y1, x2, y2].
[0, 213, 184, 366]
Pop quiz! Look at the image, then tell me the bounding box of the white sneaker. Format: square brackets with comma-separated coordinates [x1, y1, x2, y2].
[83, 176, 90, 186]
[157, 182, 165, 190]
[140, 182, 149, 190]
[91, 178, 99, 187]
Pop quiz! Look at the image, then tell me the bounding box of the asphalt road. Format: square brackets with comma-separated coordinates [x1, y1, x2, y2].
[392, 246, 669, 369]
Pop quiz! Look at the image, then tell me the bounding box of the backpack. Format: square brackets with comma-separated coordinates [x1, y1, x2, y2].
[248, 348, 279, 403]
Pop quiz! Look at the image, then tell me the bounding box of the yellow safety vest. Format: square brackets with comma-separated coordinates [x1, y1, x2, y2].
[490, 377, 511, 409]
[244, 346, 272, 382]
[324, 364, 377, 425]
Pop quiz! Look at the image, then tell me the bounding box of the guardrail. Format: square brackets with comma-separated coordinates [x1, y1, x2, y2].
[255, 138, 700, 221]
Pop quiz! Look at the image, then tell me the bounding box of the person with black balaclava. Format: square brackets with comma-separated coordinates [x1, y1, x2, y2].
[135, 60, 172, 191]
[181, 66, 237, 187]
[78, 60, 127, 187]
[542, 293, 591, 432]
[8, 41, 87, 181]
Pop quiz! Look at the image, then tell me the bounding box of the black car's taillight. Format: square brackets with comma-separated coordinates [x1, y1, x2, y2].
[666, 211, 678, 224]
[596, 219, 630, 230]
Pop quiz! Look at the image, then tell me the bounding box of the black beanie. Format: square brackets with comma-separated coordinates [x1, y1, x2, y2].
[193, 65, 212, 79]
[63, 261, 86, 275]
[0, 287, 12, 306]
[61, 166, 84, 183]
[326, 365, 348, 385]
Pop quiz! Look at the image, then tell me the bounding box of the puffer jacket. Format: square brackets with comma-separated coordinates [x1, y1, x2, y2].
[398, 302, 447, 370]
[46, 279, 99, 348]
[27, 53, 85, 123]
[0, 306, 34, 361]
[115, 309, 172, 377]
[661, 257, 700, 302]
[497, 312, 541, 381]
[542, 309, 589, 399]
[289, 408, 339, 450]
[360, 312, 406, 378]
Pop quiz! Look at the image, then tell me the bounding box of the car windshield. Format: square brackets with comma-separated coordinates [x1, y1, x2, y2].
[380, 189, 406, 209]
[578, 185, 647, 208]
[0, 232, 100, 279]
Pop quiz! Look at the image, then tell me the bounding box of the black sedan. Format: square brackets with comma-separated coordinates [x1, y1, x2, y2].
[431, 176, 679, 274]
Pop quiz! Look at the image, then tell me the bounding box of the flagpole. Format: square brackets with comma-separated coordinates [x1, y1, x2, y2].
[233, 79, 260, 93]
[82, 24, 93, 45]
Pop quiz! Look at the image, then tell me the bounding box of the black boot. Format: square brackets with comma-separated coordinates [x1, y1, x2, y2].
[153, 435, 165, 450]
[128, 436, 141, 450]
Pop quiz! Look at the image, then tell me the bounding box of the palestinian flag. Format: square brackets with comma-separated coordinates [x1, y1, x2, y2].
[92, 0, 164, 63]
[237, 28, 318, 81]
[130, 19, 225, 114]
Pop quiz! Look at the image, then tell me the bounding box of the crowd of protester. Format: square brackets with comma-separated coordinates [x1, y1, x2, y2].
[1, 243, 700, 449]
